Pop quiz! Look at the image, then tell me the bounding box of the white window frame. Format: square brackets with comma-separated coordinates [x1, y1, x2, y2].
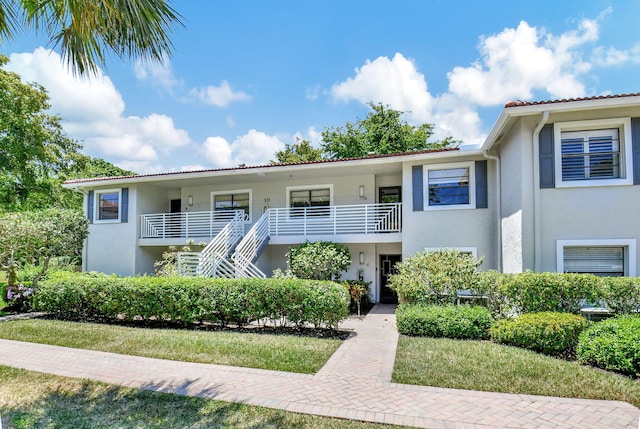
[556, 239, 636, 277]
[285, 184, 334, 219]
[423, 161, 476, 210]
[210, 189, 252, 223]
[94, 188, 121, 223]
[423, 246, 478, 258]
[554, 118, 633, 188]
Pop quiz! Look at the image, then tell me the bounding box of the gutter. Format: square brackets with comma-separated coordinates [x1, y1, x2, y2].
[532, 111, 549, 272]
[482, 150, 501, 271]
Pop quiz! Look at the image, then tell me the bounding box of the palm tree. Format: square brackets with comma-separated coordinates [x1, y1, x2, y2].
[0, 0, 183, 75]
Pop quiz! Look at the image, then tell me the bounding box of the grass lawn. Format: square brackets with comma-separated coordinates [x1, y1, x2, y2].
[0, 319, 342, 374]
[393, 336, 640, 408]
[0, 365, 403, 429]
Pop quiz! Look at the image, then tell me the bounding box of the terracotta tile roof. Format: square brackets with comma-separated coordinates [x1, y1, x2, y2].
[504, 92, 640, 108]
[64, 147, 460, 185]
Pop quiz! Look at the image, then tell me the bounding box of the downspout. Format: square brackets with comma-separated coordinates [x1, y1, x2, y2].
[532, 111, 549, 272]
[482, 150, 501, 271]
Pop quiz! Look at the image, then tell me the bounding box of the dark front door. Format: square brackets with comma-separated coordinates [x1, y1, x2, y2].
[379, 186, 401, 203]
[169, 199, 182, 237]
[380, 254, 401, 304]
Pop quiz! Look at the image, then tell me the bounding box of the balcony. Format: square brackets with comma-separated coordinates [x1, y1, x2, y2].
[139, 203, 402, 245]
[268, 203, 401, 236]
[139, 210, 242, 244]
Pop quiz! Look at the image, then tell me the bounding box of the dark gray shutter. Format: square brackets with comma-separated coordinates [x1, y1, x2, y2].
[631, 118, 640, 185]
[412, 165, 424, 211]
[539, 123, 555, 188]
[121, 188, 129, 223]
[87, 191, 94, 224]
[475, 160, 488, 208]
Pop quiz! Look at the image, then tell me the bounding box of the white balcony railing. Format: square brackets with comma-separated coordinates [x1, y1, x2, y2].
[140, 210, 242, 239]
[268, 203, 401, 236]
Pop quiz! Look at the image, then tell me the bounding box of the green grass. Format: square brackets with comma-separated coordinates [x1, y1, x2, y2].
[0, 319, 342, 374]
[393, 336, 640, 408]
[0, 365, 404, 429]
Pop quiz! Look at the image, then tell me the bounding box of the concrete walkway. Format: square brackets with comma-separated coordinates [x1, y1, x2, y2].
[0, 306, 638, 428]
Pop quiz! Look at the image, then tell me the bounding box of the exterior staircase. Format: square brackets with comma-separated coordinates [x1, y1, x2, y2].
[177, 210, 269, 278]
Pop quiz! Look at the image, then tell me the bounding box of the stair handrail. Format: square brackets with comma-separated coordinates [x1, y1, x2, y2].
[232, 210, 270, 278]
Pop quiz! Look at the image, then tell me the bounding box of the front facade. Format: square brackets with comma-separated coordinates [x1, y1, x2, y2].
[65, 94, 640, 302]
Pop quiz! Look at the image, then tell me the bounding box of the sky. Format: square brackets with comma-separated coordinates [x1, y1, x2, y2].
[4, 0, 640, 175]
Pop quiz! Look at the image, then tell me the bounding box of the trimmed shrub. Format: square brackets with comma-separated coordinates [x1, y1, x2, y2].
[577, 316, 640, 377]
[500, 272, 601, 314]
[34, 273, 349, 329]
[489, 312, 588, 356]
[396, 304, 494, 340]
[602, 277, 640, 315]
[389, 250, 482, 305]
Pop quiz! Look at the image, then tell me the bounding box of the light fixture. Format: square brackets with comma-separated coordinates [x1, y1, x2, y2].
[359, 185, 365, 198]
[187, 195, 193, 206]
[359, 251, 365, 265]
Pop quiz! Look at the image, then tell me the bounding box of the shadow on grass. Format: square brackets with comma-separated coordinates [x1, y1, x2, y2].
[1, 379, 300, 429]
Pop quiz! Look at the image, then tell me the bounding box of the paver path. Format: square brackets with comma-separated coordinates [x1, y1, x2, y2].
[0, 306, 638, 428]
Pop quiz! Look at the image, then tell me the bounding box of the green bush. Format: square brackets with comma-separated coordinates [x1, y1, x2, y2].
[489, 312, 588, 356]
[602, 277, 640, 315]
[577, 316, 640, 377]
[500, 272, 601, 314]
[287, 241, 351, 280]
[34, 273, 349, 329]
[396, 304, 494, 340]
[389, 250, 482, 305]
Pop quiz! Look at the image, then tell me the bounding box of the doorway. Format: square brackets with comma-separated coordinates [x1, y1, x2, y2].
[379, 254, 401, 304]
[378, 186, 401, 203]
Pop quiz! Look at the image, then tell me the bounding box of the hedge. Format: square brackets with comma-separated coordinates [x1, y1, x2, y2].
[396, 304, 494, 340]
[577, 316, 640, 377]
[34, 273, 349, 329]
[489, 312, 588, 356]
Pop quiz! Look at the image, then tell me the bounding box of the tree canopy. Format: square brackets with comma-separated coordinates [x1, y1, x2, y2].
[0, 56, 136, 211]
[0, 54, 84, 210]
[321, 102, 459, 159]
[0, 0, 184, 75]
[270, 103, 459, 164]
[271, 138, 323, 164]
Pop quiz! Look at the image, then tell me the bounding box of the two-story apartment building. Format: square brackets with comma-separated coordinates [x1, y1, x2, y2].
[64, 94, 640, 302]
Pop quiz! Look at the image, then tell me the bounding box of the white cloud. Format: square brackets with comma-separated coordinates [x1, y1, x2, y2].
[133, 57, 181, 93]
[329, 52, 482, 147]
[188, 80, 251, 107]
[202, 130, 285, 168]
[331, 53, 434, 122]
[447, 19, 600, 105]
[6, 48, 191, 174]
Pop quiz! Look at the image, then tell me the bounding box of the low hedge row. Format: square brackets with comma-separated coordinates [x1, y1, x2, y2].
[34, 273, 349, 328]
[489, 312, 588, 356]
[396, 304, 494, 340]
[416, 270, 640, 317]
[577, 316, 640, 377]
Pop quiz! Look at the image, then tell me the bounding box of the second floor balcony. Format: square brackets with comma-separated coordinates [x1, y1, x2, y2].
[139, 202, 402, 245]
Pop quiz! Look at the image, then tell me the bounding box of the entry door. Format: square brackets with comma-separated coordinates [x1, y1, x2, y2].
[378, 186, 401, 203]
[379, 254, 401, 304]
[170, 199, 182, 237]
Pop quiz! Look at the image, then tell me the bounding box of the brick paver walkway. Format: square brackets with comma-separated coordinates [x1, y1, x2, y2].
[0, 305, 638, 428]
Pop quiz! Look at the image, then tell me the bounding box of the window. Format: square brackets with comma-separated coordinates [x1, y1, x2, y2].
[95, 189, 120, 222]
[211, 190, 251, 222]
[424, 162, 475, 209]
[554, 118, 633, 187]
[557, 239, 636, 277]
[286, 185, 333, 217]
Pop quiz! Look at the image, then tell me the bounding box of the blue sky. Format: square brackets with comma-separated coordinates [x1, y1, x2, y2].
[4, 0, 640, 174]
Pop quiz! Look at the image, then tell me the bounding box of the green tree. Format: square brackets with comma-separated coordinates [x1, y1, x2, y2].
[0, 0, 183, 75]
[0, 55, 84, 211]
[271, 138, 324, 164]
[287, 241, 351, 281]
[0, 209, 88, 288]
[321, 102, 459, 159]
